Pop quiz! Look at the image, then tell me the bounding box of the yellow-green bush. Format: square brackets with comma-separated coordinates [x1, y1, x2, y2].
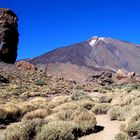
[52, 102, 79, 113]
[71, 90, 90, 101]
[111, 94, 136, 107]
[91, 103, 110, 115]
[76, 99, 95, 110]
[123, 120, 140, 137]
[71, 107, 96, 133]
[0, 104, 20, 124]
[5, 119, 47, 140]
[49, 96, 71, 108]
[35, 121, 78, 140]
[22, 108, 52, 121]
[108, 106, 131, 121]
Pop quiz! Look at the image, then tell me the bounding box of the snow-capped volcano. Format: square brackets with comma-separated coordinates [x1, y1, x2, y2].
[28, 36, 140, 81]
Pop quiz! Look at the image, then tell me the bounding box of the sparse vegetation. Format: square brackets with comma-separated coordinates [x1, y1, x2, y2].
[1, 63, 140, 140]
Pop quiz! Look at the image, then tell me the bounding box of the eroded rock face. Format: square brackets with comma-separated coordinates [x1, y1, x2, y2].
[0, 8, 19, 63]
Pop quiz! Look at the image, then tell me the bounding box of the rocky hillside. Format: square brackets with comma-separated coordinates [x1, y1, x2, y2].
[28, 36, 140, 81]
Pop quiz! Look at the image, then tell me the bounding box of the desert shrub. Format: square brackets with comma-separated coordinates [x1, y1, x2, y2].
[108, 106, 130, 121]
[71, 90, 90, 101]
[35, 121, 79, 140]
[121, 112, 140, 137]
[54, 109, 73, 121]
[4, 104, 20, 121]
[35, 79, 46, 86]
[125, 84, 140, 93]
[52, 102, 79, 113]
[19, 99, 48, 116]
[49, 96, 70, 108]
[44, 110, 74, 123]
[47, 106, 96, 134]
[111, 94, 136, 107]
[19, 103, 39, 116]
[127, 113, 140, 125]
[98, 95, 113, 103]
[0, 108, 8, 123]
[74, 84, 84, 90]
[22, 108, 52, 121]
[113, 133, 128, 140]
[5, 119, 47, 140]
[91, 103, 110, 115]
[123, 120, 140, 137]
[0, 104, 20, 124]
[102, 85, 113, 91]
[71, 107, 96, 133]
[77, 99, 95, 110]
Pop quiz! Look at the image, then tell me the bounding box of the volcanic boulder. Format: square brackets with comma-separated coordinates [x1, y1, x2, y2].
[0, 8, 19, 63]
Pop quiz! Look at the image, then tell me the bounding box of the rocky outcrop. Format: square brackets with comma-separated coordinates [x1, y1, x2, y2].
[86, 71, 113, 85]
[16, 61, 37, 71]
[0, 8, 19, 63]
[113, 69, 137, 84]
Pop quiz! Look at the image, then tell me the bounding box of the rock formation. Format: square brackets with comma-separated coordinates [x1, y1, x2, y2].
[86, 71, 113, 85]
[16, 61, 37, 71]
[113, 69, 137, 84]
[0, 8, 19, 63]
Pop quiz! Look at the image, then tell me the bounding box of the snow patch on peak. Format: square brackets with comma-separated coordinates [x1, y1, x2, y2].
[88, 36, 106, 47]
[89, 39, 97, 46]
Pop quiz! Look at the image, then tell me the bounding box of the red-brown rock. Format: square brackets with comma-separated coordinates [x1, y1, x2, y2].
[16, 61, 37, 71]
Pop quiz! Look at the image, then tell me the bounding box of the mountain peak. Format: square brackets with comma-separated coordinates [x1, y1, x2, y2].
[88, 36, 106, 47]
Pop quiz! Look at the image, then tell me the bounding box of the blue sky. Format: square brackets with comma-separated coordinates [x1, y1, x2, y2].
[1, 0, 140, 60]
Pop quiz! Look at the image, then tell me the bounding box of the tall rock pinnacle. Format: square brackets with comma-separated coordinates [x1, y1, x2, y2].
[0, 8, 19, 63]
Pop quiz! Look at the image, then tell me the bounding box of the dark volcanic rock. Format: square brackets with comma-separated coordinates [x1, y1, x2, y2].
[0, 8, 19, 63]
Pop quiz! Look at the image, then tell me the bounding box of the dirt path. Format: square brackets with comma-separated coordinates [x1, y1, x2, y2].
[0, 129, 5, 140]
[79, 115, 122, 140]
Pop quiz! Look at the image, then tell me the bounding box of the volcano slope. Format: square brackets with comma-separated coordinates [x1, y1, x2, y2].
[28, 36, 140, 81]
